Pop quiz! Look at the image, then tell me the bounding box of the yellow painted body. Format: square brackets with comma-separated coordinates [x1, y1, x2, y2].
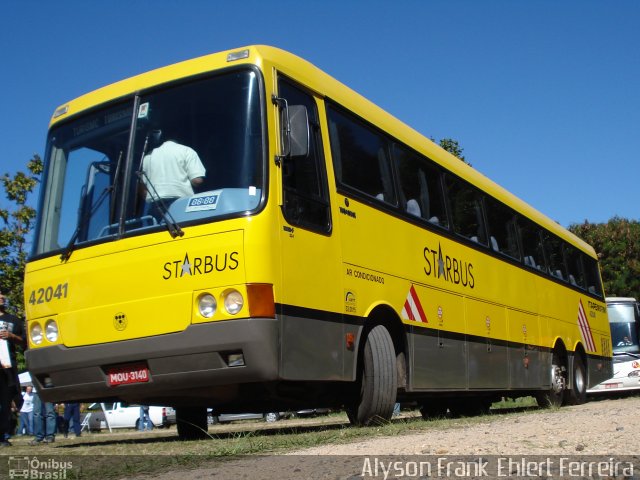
[25, 46, 610, 397]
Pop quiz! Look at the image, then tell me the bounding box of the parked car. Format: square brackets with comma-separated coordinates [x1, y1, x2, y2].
[206, 408, 331, 424]
[292, 408, 332, 418]
[86, 402, 175, 430]
[79, 403, 107, 432]
[207, 410, 283, 424]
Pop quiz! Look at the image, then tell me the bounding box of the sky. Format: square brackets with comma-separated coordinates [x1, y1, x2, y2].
[1, 0, 638, 228]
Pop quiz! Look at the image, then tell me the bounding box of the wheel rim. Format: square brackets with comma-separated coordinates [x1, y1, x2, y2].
[551, 364, 565, 394]
[575, 362, 585, 393]
[265, 413, 278, 422]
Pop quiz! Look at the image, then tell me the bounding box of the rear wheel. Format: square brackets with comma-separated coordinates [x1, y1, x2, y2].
[346, 325, 397, 426]
[565, 355, 587, 405]
[536, 351, 566, 408]
[176, 407, 209, 440]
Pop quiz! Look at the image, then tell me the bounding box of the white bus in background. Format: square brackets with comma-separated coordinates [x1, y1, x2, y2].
[588, 297, 640, 394]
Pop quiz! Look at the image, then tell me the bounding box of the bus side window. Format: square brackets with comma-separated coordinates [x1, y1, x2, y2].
[519, 218, 546, 272]
[564, 244, 586, 288]
[543, 233, 567, 281]
[485, 197, 520, 260]
[277, 78, 331, 233]
[327, 104, 396, 206]
[393, 144, 448, 228]
[445, 174, 487, 245]
[583, 255, 604, 297]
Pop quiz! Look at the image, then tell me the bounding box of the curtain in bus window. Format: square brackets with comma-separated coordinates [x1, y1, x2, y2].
[327, 105, 396, 205]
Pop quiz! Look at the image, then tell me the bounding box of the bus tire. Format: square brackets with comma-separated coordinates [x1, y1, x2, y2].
[565, 355, 587, 405]
[419, 400, 448, 419]
[449, 397, 492, 418]
[176, 407, 209, 440]
[536, 352, 566, 408]
[347, 325, 397, 426]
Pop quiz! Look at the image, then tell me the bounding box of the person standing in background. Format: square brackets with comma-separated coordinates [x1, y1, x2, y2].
[138, 405, 153, 431]
[0, 290, 25, 447]
[62, 402, 81, 438]
[29, 391, 56, 445]
[19, 385, 34, 435]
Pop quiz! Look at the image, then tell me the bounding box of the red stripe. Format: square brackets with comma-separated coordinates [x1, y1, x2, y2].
[409, 285, 428, 323]
[578, 300, 595, 351]
[583, 303, 596, 351]
[404, 300, 415, 321]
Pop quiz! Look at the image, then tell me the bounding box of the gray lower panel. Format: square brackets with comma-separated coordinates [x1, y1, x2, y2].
[510, 345, 545, 389]
[410, 329, 550, 391]
[280, 314, 359, 381]
[468, 340, 509, 389]
[411, 330, 467, 389]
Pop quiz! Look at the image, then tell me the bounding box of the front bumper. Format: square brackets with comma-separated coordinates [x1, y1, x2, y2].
[26, 318, 279, 404]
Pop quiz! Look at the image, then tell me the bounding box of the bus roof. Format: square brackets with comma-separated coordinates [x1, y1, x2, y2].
[49, 45, 596, 258]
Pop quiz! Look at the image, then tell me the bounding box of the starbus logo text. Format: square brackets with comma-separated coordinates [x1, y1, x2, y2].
[423, 243, 475, 289]
[162, 252, 239, 280]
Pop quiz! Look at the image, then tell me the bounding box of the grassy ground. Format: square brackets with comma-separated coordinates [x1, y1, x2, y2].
[1, 399, 539, 479]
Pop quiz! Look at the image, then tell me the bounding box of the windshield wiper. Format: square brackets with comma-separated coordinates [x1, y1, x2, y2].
[137, 133, 184, 239]
[136, 169, 184, 238]
[60, 184, 112, 262]
[614, 351, 640, 359]
[60, 152, 123, 262]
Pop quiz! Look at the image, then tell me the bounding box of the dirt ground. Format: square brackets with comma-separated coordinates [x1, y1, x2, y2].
[126, 395, 640, 479]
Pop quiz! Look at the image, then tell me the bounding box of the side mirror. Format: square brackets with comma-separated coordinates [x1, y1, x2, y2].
[287, 105, 309, 158]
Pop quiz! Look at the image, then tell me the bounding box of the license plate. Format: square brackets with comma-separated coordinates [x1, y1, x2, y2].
[107, 363, 150, 386]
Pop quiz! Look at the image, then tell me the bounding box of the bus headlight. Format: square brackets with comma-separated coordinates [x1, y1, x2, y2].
[224, 290, 244, 315]
[198, 294, 217, 318]
[45, 320, 59, 342]
[30, 323, 43, 345]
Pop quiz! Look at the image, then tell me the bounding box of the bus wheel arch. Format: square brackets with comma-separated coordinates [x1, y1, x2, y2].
[536, 341, 568, 408]
[347, 305, 405, 425]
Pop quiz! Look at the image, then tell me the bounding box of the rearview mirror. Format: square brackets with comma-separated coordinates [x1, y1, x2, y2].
[287, 105, 309, 158]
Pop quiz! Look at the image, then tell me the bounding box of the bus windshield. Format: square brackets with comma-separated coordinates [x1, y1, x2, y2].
[34, 68, 264, 257]
[608, 302, 640, 353]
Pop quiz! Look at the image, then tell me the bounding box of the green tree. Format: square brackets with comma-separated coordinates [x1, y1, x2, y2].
[569, 217, 640, 299]
[0, 155, 43, 318]
[434, 137, 471, 166]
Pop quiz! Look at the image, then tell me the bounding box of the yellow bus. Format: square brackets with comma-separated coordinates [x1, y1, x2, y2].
[25, 45, 611, 438]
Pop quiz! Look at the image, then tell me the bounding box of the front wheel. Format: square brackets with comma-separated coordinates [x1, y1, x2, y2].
[176, 407, 209, 440]
[346, 325, 397, 426]
[419, 399, 448, 419]
[449, 397, 492, 417]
